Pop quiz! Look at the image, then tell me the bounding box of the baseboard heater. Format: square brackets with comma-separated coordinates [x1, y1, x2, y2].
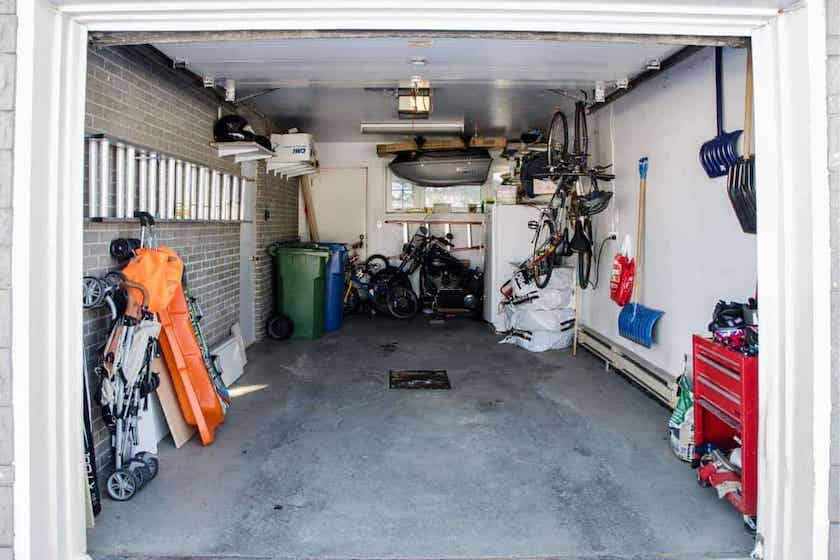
[577, 325, 677, 408]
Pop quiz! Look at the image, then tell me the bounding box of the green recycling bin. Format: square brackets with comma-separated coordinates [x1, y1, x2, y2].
[266, 243, 330, 339]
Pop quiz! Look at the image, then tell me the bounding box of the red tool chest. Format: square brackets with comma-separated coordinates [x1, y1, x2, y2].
[692, 335, 758, 517]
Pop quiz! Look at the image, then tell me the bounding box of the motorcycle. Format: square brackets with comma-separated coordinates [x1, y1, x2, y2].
[371, 226, 484, 319]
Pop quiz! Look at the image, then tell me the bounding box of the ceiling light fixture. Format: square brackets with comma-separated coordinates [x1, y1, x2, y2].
[360, 120, 464, 135]
[410, 56, 427, 66]
[398, 77, 432, 119]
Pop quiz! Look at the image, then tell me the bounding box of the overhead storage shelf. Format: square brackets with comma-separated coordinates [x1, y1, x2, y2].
[210, 141, 275, 163]
[267, 161, 318, 179]
[267, 132, 318, 178]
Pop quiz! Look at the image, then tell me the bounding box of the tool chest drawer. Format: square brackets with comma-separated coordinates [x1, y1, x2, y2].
[692, 335, 758, 518]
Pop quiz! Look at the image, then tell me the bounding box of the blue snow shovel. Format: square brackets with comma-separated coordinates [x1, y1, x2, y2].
[699, 47, 742, 178]
[618, 157, 664, 347]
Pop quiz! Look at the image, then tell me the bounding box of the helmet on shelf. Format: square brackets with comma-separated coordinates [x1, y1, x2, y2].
[213, 115, 256, 142]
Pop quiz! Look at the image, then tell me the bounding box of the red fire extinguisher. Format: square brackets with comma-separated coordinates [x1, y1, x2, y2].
[610, 235, 635, 307]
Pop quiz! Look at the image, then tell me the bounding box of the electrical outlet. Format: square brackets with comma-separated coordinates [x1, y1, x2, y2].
[608, 231, 618, 240]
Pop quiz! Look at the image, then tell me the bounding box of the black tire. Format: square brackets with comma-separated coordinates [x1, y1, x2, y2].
[364, 254, 390, 275]
[369, 269, 409, 313]
[577, 249, 592, 289]
[573, 99, 589, 161]
[126, 458, 151, 489]
[387, 285, 419, 319]
[532, 219, 555, 289]
[266, 314, 294, 340]
[136, 452, 159, 480]
[546, 110, 568, 169]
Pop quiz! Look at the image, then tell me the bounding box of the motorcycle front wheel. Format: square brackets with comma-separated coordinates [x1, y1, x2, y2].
[387, 286, 419, 319]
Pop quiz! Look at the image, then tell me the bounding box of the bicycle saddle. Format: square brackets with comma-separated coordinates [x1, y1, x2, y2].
[569, 220, 592, 254]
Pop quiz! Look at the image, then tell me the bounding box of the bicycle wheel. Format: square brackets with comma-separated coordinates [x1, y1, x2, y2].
[387, 285, 419, 319]
[532, 218, 556, 289]
[546, 110, 568, 169]
[365, 254, 390, 275]
[573, 100, 589, 162]
[369, 269, 404, 312]
[577, 219, 593, 288]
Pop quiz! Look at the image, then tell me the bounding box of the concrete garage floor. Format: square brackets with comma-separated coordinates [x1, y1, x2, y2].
[88, 317, 754, 559]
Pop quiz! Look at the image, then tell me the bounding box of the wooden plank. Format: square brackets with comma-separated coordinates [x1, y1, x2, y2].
[300, 175, 320, 242]
[90, 30, 748, 49]
[153, 355, 196, 448]
[376, 136, 507, 157]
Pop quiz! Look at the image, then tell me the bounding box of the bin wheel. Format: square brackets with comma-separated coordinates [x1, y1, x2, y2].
[106, 469, 137, 501]
[136, 452, 159, 480]
[267, 315, 294, 340]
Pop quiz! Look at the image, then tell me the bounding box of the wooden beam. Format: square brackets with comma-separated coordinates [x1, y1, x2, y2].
[376, 136, 506, 157]
[299, 175, 319, 242]
[89, 29, 748, 49]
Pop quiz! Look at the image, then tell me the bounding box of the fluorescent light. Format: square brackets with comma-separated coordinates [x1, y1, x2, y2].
[360, 120, 464, 135]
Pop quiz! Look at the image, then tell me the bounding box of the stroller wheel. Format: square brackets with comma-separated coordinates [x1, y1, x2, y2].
[106, 469, 137, 501]
[127, 458, 151, 488]
[136, 452, 159, 480]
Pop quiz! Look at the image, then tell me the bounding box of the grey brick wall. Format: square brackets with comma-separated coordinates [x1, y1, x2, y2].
[83, 222, 241, 473]
[830, 0, 840, 557]
[254, 162, 299, 340]
[82, 45, 297, 483]
[0, 1, 14, 557]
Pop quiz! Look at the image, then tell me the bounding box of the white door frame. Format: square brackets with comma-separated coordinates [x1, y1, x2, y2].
[12, 2, 829, 559]
[239, 161, 258, 346]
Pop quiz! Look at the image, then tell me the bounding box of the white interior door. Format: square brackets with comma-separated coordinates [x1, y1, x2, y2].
[309, 167, 367, 249]
[239, 161, 257, 346]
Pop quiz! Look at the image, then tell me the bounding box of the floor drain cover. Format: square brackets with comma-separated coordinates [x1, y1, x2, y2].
[389, 370, 451, 390]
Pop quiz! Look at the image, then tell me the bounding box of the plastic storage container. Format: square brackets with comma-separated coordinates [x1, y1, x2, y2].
[317, 242, 348, 332]
[266, 244, 330, 339]
[269, 133, 314, 163]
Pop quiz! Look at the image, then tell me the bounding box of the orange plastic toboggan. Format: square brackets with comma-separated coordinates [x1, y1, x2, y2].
[157, 283, 225, 445]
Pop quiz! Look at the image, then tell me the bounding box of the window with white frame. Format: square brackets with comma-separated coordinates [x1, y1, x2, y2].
[388, 172, 482, 213]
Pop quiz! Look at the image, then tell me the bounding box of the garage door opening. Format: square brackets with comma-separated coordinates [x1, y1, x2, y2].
[78, 32, 760, 559]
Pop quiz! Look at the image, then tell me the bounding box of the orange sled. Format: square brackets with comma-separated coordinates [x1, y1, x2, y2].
[157, 282, 225, 445]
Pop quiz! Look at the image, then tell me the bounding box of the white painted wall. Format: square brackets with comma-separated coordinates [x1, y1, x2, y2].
[303, 142, 495, 268]
[581, 46, 756, 378]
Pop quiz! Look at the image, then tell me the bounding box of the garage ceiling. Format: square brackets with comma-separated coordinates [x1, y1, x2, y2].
[155, 37, 703, 141]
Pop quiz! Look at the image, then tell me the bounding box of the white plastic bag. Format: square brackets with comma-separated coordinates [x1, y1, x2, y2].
[504, 307, 575, 333]
[499, 325, 575, 352]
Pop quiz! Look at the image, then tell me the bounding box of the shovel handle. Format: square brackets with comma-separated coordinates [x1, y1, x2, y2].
[715, 47, 724, 136]
[633, 157, 648, 302]
[743, 48, 753, 159]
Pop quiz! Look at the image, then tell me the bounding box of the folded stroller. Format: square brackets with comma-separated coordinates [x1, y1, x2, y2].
[97, 279, 162, 501]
